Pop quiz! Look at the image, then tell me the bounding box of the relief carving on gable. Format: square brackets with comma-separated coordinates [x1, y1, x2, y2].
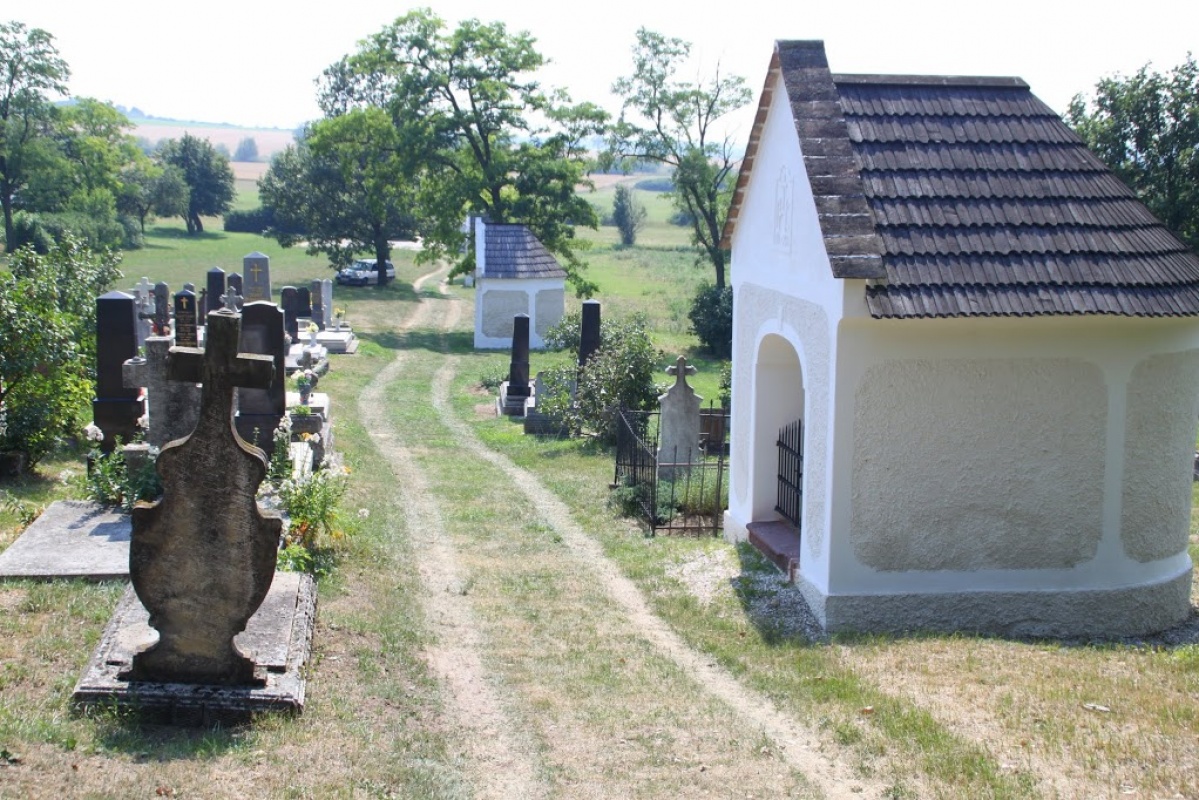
[774, 167, 793, 253]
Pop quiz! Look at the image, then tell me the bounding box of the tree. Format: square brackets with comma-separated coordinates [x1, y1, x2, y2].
[156, 133, 235, 234]
[117, 159, 188, 233]
[0, 21, 70, 252]
[321, 9, 606, 295]
[609, 29, 752, 289]
[261, 108, 417, 283]
[612, 183, 647, 246]
[0, 236, 122, 465]
[233, 136, 258, 162]
[1067, 55, 1199, 251]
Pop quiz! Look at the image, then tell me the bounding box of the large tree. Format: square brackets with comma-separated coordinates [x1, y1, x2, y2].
[117, 158, 188, 233]
[609, 28, 752, 290]
[0, 21, 69, 252]
[156, 133, 235, 234]
[260, 108, 417, 283]
[322, 9, 606, 294]
[1067, 55, 1199, 251]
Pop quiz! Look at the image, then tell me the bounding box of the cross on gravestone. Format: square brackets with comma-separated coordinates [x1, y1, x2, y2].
[580, 299, 601, 368]
[93, 291, 145, 453]
[123, 308, 282, 686]
[132, 277, 154, 347]
[220, 283, 243, 314]
[227, 272, 244, 305]
[243, 252, 271, 303]
[173, 288, 198, 348]
[657, 355, 703, 481]
[123, 337, 201, 449]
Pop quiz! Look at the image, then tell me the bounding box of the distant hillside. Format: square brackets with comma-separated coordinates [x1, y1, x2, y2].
[133, 119, 296, 163]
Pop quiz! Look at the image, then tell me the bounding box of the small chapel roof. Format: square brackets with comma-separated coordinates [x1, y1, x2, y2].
[481, 223, 566, 280]
[723, 41, 1199, 318]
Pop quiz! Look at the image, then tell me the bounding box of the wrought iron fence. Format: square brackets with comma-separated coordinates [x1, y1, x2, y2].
[775, 418, 803, 530]
[613, 404, 729, 535]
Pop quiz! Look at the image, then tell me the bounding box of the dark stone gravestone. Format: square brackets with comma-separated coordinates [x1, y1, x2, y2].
[243, 252, 271, 303]
[499, 314, 531, 415]
[123, 306, 282, 686]
[235, 301, 286, 453]
[93, 291, 144, 452]
[152, 281, 171, 336]
[206, 267, 226, 319]
[198, 288, 208, 320]
[280, 286, 299, 340]
[580, 299, 601, 368]
[174, 288, 198, 348]
[227, 272, 244, 309]
[297, 286, 312, 319]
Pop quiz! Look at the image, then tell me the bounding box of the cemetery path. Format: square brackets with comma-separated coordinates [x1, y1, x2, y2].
[356, 267, 547, 800]
[355, 269, 884, 799]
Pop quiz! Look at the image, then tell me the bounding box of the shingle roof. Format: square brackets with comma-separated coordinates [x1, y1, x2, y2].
[725, 41, 1199, 319]
[482, 223, 566, 280]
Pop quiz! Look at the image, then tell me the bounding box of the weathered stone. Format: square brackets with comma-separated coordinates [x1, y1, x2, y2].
[124, 308, 281, 686]
[123, 336, 200, 448]
[244, 252, 271, 303]
[236, 301, 286, 452]
[280, 286, 299, 340]
[657, 356, 703, 480]
[310, 279, 325, 329]
[94, 291, 144, 452]
[152, 281, 171, 336]
[174, 288, 199, 348]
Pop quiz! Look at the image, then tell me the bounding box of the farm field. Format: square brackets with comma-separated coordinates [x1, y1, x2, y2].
[0, 189, 1196, 798]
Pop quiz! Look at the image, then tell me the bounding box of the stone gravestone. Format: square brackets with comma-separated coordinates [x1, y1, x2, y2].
[123, 337, 201, 449]
[174, 288, 199, 348]
[297, 286, 312, 320]
[227, 272, 244, 308]
[123, 302, 281, 686]
[280, 286, 299, 340]
[499, 314, 531, 416]
[206, 267, 226, 319]
[152, 281, 171, 336]
[93, 292, 145, 453]
[235, 301, 287, 453]
[132, 277, 153, 347]
[243, 252, 271, 303]
[198, 288, 208, 320]
[310, 279, 325, 330]
[321, 279, 333, 326]
[657, 356, 702, 481]
[580, 299, 601, 368]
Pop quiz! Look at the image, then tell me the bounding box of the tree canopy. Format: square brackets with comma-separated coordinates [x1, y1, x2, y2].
[319, 8, 606, 294]
[261, 108, 417, 282]
[609, 29, 752, 290]
[0, 20, 69, 252]
[1067, 55, 1199, 251]
[157, 133, 235, 234]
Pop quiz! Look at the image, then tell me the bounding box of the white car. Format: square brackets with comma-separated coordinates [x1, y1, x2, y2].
[336, 259, 395, 286]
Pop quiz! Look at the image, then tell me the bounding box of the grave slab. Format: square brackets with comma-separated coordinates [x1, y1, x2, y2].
[0, 500, 130, 580]
[73, 571, 316, 718]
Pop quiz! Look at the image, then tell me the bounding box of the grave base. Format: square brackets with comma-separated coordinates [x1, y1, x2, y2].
[498, 381, 531, 417]
[73, 571, 317, 721]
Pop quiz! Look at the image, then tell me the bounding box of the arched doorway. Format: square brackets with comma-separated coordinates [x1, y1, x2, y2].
[747, 334, 805, 576]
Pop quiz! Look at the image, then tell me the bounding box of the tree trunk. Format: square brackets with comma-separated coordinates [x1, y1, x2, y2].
[373, 231, 391, 286]
[1, 191, 14, 253]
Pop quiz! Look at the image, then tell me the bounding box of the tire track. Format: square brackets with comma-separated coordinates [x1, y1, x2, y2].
[356, 269, 545, 800]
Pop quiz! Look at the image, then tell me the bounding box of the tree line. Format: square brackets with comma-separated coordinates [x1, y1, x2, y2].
[0, 21, 237, 253]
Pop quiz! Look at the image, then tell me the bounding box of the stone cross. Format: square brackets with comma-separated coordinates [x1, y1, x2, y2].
[221, 283, 243, 313]
[657, 356, 702, 481]
[227, 272, 244, 305]
[123, 336, 200, 448]
[243, 252, 271, 303]
[124, 308, 281, 686]
[235, 301, 286, 453]
[132, 277, 154, 347]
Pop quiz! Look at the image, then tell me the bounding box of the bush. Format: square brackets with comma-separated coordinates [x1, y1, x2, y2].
[539, 314, 663, 443]
[634, 178, 674, 192]
[543, 310, 582, 352]
[688, 284, 733, 359]
[612, 184, 647, 246]
[223, 206, 276, 234]
[668, 208, 696, 227]
[85, 439, 163, 511]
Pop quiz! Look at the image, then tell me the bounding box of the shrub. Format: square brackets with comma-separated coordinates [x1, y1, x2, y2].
[539, 314, 662, 443]
[668, 208, 696, 227]
[688, 283, 733, 359]
[85, 438, 163, 511]
[542, 310, 582, 352]
[223, 206, 276, 234]
[634, 178, 674, 192]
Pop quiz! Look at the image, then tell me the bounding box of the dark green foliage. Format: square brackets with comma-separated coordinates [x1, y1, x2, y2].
[1067, 55, 1199, 250]
[539, 313, 663, 443]
[157, 134, 235, 234]
[0, 237, 122, 465]
[223, 206, 277, 234]
[233, 137, 259, 163]
[612, 184, 647, 246]
[542, 309, 582, 352]
[688, 283, 733, 358]
[85, 441, 163, 511]
[634, 178, 674, 192]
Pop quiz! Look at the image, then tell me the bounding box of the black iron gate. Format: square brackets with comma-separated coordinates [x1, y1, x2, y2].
[775, 418, 803, 529]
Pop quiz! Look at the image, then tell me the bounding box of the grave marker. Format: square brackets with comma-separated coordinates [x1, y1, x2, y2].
[174, 288, 198, 348]
[310, 279, 325, 329]
[206, 267, 226, 319]
[152, 281, 171, 336]
[499, 314, 531, 415]
[280, 286, 299, 340]
[236, 301, 287, 452]
[123, 306, 281, 686]
[657, 356, 702, 480]
[227, 272, 244, 308]
[580, 299, 601, 368]
[93, 291, 144, 452]
[123, 337, 200, 449]
[243, 252, 271, 303]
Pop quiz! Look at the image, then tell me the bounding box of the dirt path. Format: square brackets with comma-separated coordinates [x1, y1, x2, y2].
[358, 271, 883, 799]
[356, 268, 546, 800]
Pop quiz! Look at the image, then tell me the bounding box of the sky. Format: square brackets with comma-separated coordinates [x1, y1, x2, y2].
[14, 0, 1199, 143]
